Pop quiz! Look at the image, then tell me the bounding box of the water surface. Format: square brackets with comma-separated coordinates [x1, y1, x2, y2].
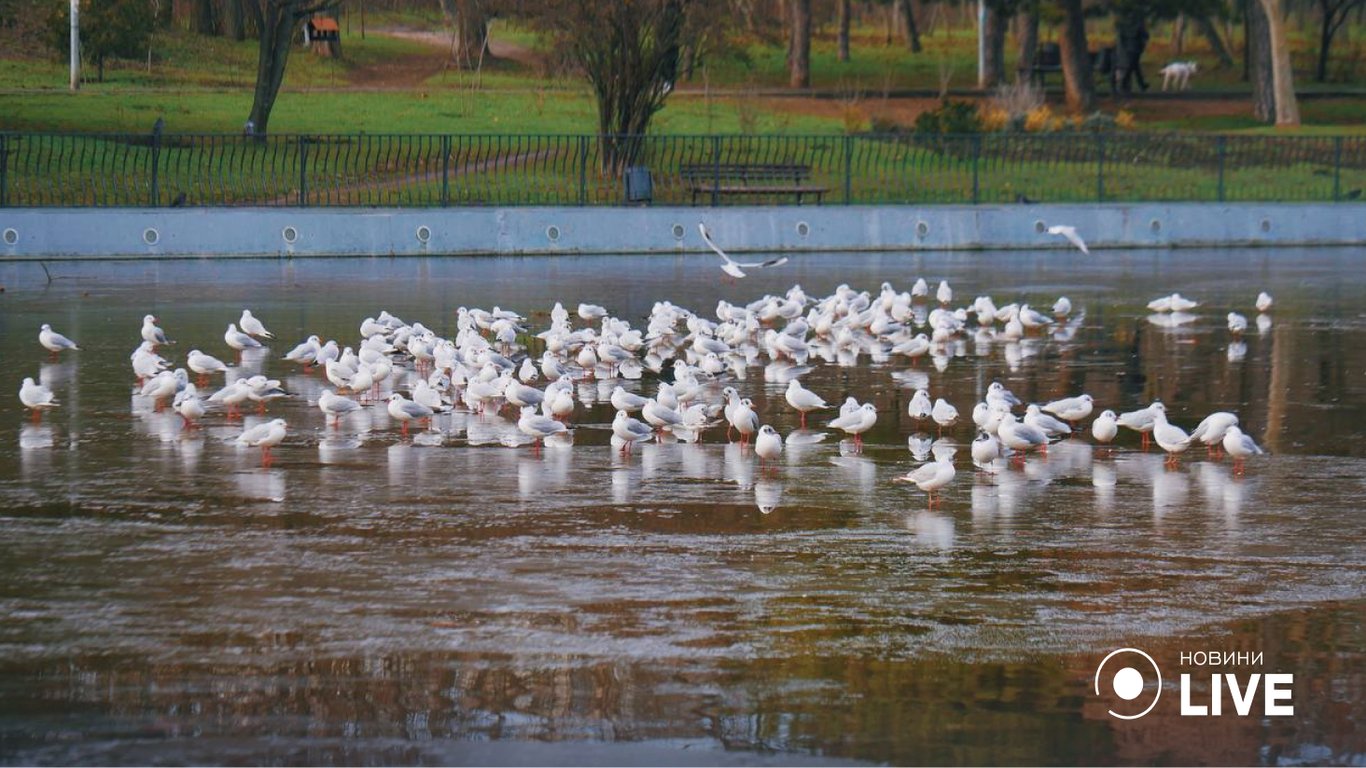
[0, 249, 1362, 765]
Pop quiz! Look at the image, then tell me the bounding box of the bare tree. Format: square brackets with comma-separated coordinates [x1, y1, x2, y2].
[1315, 0, 1366, 81]
[1015, 2, 1039, 84]
[895, 0, 921, 53]
[1057, 0, 1093, 111]
[1258, 0, 1299, 124]
[789, 0, 810, 87]
[1248, 0, 1276, 121]
[244, 0, 338, 135]
[837, 0, 850, 62]
[526, 0, 724, 172]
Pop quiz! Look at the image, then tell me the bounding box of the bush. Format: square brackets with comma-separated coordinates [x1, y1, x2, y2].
[913, 99, 982, 136]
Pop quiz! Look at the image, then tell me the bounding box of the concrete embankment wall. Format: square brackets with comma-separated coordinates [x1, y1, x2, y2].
[2, 203, 1363, 260]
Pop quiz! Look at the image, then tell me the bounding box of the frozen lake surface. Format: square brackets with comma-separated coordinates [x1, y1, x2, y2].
[0, 249, 1362, 765]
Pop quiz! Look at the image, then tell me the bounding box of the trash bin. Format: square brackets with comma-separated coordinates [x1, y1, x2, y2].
[624, 166, 653, 205]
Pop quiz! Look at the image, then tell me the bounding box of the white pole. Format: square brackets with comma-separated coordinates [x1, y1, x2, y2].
[69, 0, 80, 90]
[977, 0, 986, 88]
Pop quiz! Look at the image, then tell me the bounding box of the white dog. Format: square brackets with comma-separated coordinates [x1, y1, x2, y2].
[1160, 61, 1198, 91]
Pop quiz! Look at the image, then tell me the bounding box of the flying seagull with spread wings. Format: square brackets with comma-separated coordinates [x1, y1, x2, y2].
[1046, 224, 1089, 254]
[699, 224, 789, 279]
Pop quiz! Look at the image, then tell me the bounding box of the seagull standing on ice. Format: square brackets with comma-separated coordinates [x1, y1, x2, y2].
[19, 377, 58, 421]
[699, 224, 789, 279]
[1046, 224, 1089, 254]
[784, 379, 828, 427]
[612, 409, 654, 454]
[39, 324, 79, 356]
[897, 455, 956, 505]
[239, 310, 275, 340]
[828, 402, 877, 450]
[755, 425, 783, 468]
[237, 418, 287, 465]
[318, 389, 363, 427]
[141, 315, 172, 346]
[386, 393, 433, 436]
[1222, 426, 1264, 473]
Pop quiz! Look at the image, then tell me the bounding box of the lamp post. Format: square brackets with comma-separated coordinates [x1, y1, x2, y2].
[69, 0, 80, 90]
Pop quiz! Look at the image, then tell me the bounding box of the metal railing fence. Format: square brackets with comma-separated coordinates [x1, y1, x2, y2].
[2, 131, 1363, 207]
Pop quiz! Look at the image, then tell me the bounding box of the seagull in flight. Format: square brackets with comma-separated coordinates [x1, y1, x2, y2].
[699, 224, 788, 279]
[1046, 224, 1089, 254]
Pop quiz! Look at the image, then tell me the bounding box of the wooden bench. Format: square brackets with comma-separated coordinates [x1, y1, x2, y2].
[1018, 42, 1118, 95]
[679, 163, 827, 205]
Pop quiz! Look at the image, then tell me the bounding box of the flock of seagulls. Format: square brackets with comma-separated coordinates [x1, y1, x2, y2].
[18, 264, 1273, 505]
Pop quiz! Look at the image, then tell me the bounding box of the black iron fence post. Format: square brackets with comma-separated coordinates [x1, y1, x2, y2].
[1095, 133, 1105, 202]
[440, 134, 451, 207]
[0, 134, 7, 208]
[298, 135, 308, 207]
[971, 135, 982, 205]
[578, 135, 589, 205]
[1216, 136, 1226, 202]
[149, 130, 162, 207]
[1333, 135, 1344, 200]
[710, 135, 721, 207]
[843, 135, 853, 204]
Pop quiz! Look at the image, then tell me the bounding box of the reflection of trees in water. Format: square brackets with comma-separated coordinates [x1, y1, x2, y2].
[1076, 603, 1365, 766]
[3, 608, 1363, 763]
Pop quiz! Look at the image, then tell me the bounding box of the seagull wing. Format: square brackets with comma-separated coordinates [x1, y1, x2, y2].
[1057, 226, 1090, 254]
[733, 255, 790, 269]
[700, 224, 752, 278]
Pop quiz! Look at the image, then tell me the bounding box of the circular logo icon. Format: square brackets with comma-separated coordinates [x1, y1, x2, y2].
[1094, 647, 1163, 720]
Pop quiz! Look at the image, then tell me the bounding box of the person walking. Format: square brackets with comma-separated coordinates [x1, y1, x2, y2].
[1116, 10, 1150, 93]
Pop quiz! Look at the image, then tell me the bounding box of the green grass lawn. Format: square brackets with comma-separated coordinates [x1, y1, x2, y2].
[2, 12, 1365, 137]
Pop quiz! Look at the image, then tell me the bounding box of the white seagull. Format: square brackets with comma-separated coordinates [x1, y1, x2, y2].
[828, 402, 877, 449]
[239, 310, 274, 340]
[19, 377, 59, 421]
[517, 406, 569, 450]
[1091, 409, 1119, 445]
[755, 424, 783, 468]
[39, 324, 80, 355]
[897, 455, 956, 505]
[1222, 426, 1264, 472]
[612, 409, 654, 454]
[237, 418, 287, 465]
[318, 389, 363, 426]
[187, 349, 230, 385]
[141, 314, 172, 346]
[386, 393, 433, 436]
[1046, 224, 1089, 254]
[224, 323, 262, 353]
[784, 379, 828, 428]
[699, 224, 789, 279]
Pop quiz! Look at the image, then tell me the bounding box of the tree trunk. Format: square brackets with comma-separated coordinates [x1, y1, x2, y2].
[1193, 15, 1234, 67]
[223, 0, 246, 40]
[1173, 13, 1186, 55]
[246, 0, 299, 136]
[981, 3, 1006, 88]
[1259, 0, 1300, 125]
[896, 0, 921, 53]
[789, 0, 811, 88]
[1016, 6, 1039, 83]
[1248, 0, 1276, 121]
[837, 0, 850, 62]
[195, 0, 216, 34]
[1318, 6, 1333, 81]
[883, 2, 893, 45]
[1057, 0, 1093, 111]
[452, 0, 489, 69]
